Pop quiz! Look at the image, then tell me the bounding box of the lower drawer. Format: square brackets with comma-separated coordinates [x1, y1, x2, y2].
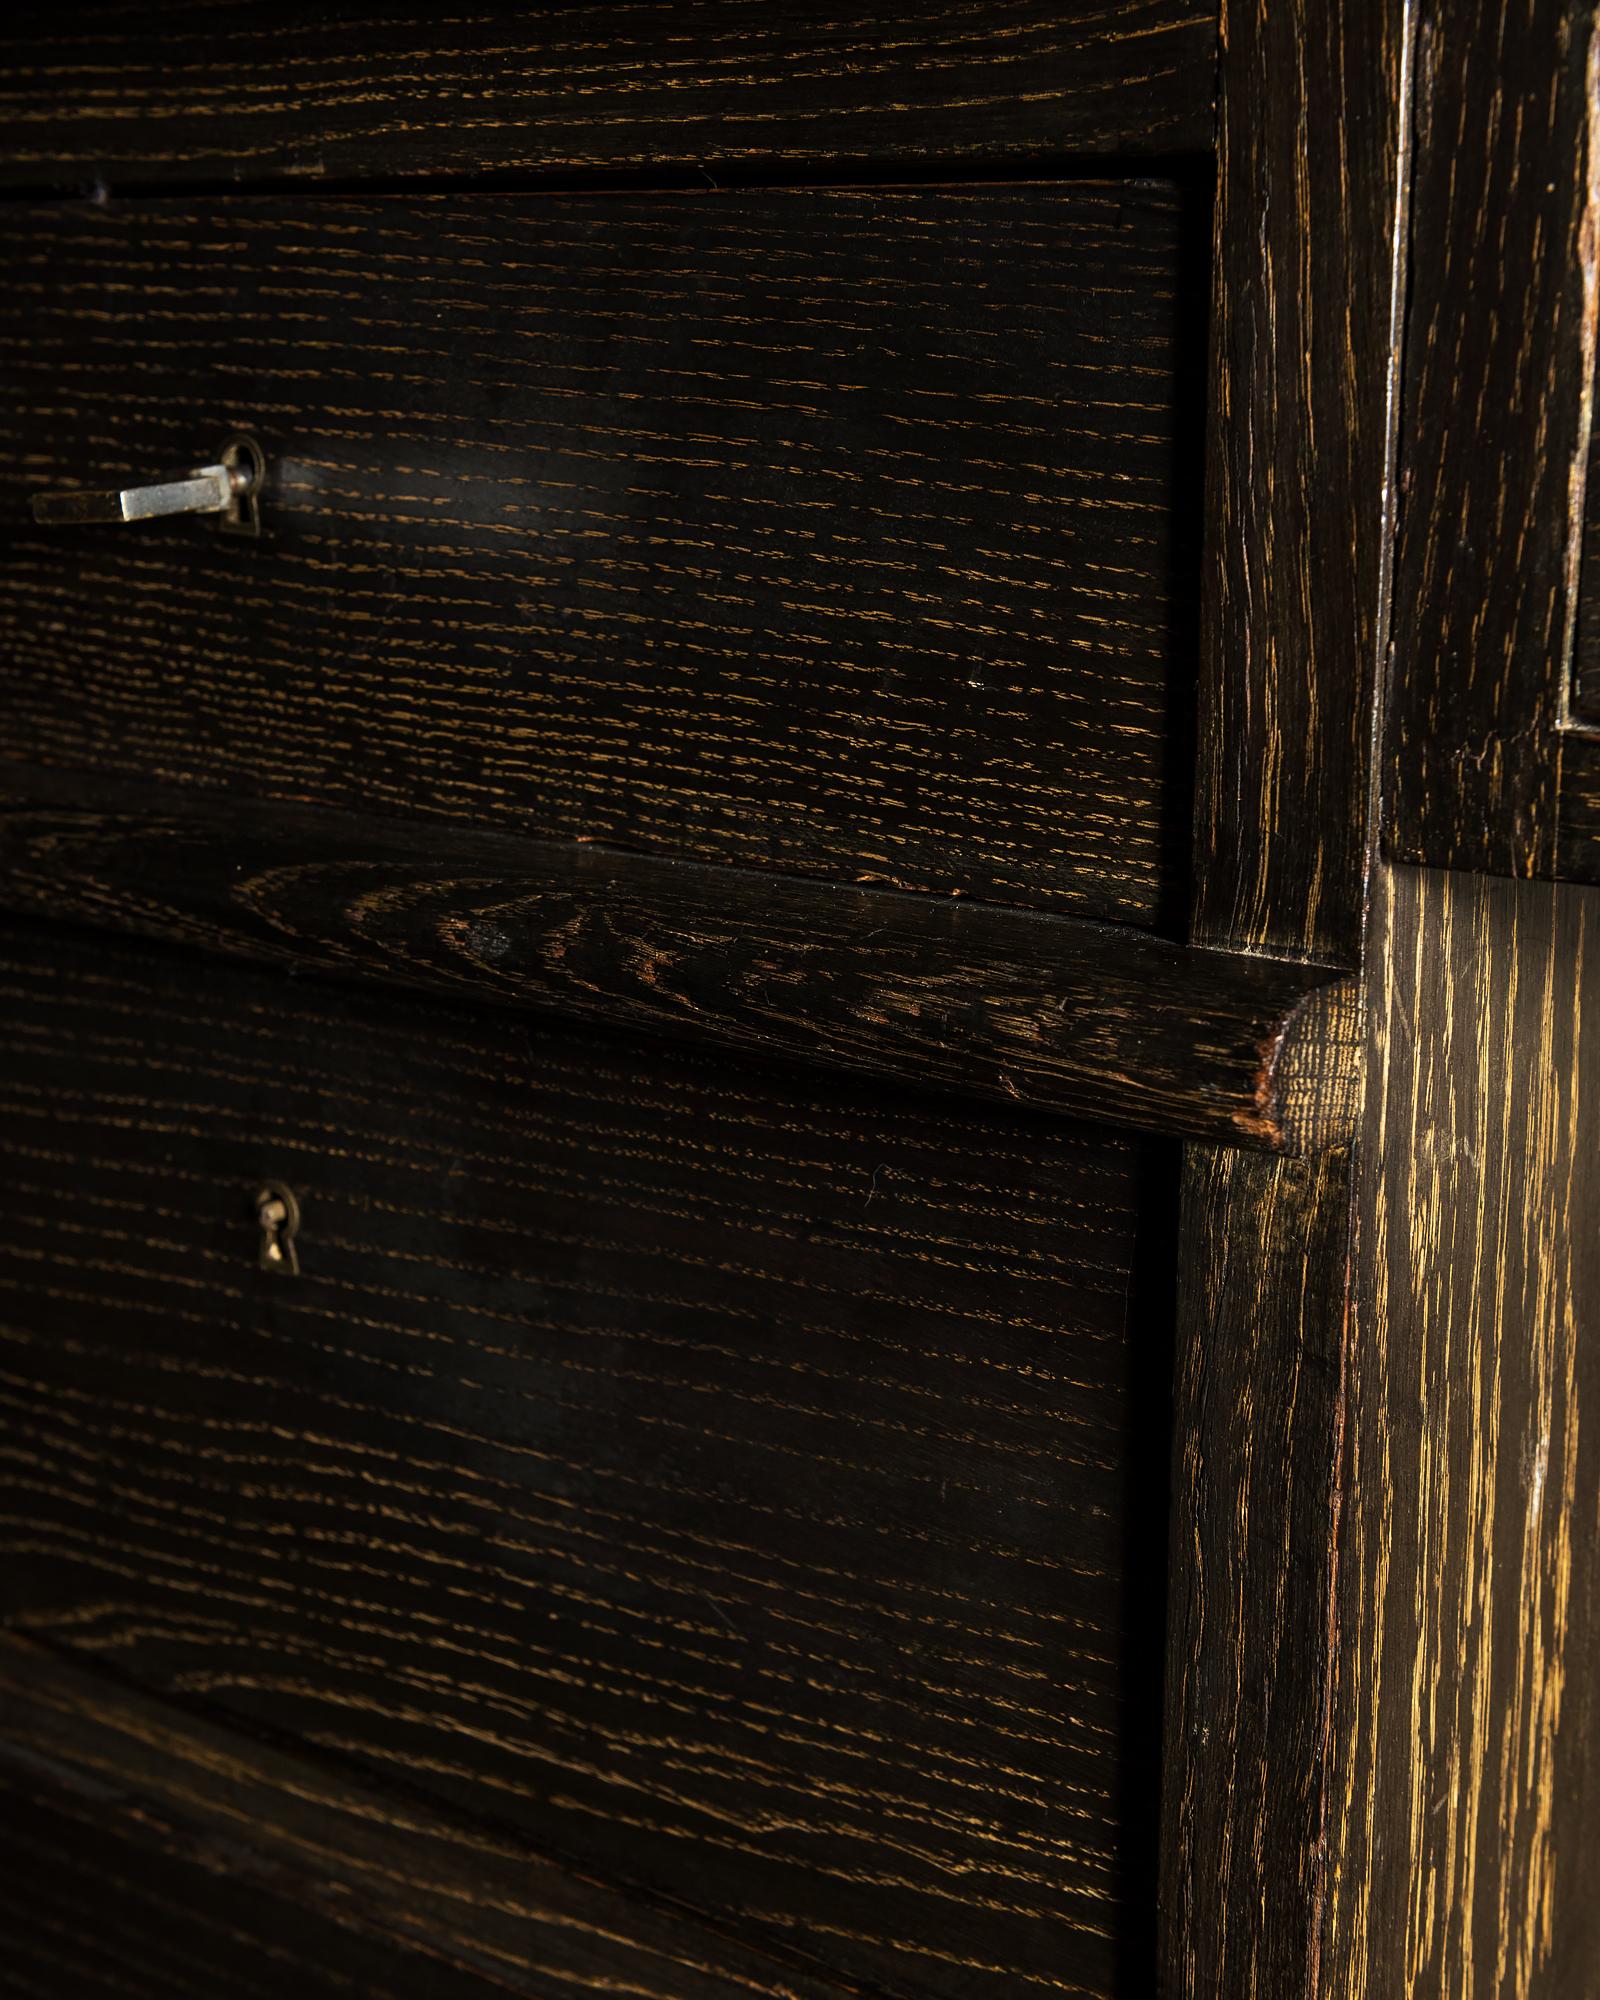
[0, 921, 1174, 1999]
[0, 1754, 500, 2000]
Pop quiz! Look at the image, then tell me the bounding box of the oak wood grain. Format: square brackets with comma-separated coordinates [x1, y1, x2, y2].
[1555, 728, 1600, 880]
[1321, 863, 1600, 2000]
[1160, 873, 1600, 2000]
[0, 1776, 532, 2000]
[0, 1632, 858, 2000]
[0, 916, 1175, 2000]
[1159, 1143, 1353, 1998]
[0, 185, 1200, 928]
[1385, 0, 1598, 878]
[1158, 0, 1410, 1986]
[0, 771, 1360, 1153]
[1192, 0, 1413, 961]
[1570, 355, 1600, 716]
[0, 2, 1217, 191]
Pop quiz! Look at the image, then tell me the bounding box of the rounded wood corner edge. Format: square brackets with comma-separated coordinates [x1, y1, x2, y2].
[1245, 974, 1363, 1155]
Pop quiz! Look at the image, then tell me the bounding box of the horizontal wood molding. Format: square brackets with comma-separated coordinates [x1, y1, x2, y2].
[0, 770, 1358, 1152]
[0, 3, 1216, 192]
[0, 1633, 856, 1999]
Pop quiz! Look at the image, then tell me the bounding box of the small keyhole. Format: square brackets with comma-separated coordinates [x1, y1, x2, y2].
[256, 1180, 301, 1275]
[219, 432, 265, 537]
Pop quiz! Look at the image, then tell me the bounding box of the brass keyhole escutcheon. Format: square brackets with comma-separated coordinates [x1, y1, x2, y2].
[256, 1180, 301, 1275]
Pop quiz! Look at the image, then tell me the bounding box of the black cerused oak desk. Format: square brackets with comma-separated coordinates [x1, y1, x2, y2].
[0, 5, 1593, 1997]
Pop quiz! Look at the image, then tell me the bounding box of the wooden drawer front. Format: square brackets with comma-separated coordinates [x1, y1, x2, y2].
[0, 1632, 864, 2000]
[0, 923, 1170, 2000]
[0, 188, 1195, 924]
[0, 4, 1218, 188]
[0, 1760, 508, 2000]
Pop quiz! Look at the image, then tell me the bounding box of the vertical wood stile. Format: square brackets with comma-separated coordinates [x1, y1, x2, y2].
[1322, 865, 1600, 1999]
[1163, 0, 1415, 1989]
[1386, 0, 1600, 877]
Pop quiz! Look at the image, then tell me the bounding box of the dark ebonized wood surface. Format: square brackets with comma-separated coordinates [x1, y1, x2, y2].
[1157, 863, 1600, 2000]
[1553, 730, 1600, 881]
[17, 3, 1600, 1993]
[1386, 0, 1597, 881]
[0, 771, 1359, 1153]
[1158, 0, 1412, 1986]
[0, 2, 1216, 191]
[1322, 864, 1600, 1998]
[1571, 378, 1600, 719]
[0, 186, 1200, 928]
[0, 1773, 531, 2000]
[1193, 0, 1413, 962]
[1161, 1143, 1352, 1999]
[0, 1633, 857, 2000]
[0, 916, 1174, 2000]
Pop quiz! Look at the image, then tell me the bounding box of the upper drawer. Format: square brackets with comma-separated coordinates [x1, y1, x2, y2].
[0, 187, 1198, 924]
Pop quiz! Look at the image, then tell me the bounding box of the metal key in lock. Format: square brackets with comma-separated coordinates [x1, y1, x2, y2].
[32, 432, 266, 536]
[256, 1181, 301, 1275]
